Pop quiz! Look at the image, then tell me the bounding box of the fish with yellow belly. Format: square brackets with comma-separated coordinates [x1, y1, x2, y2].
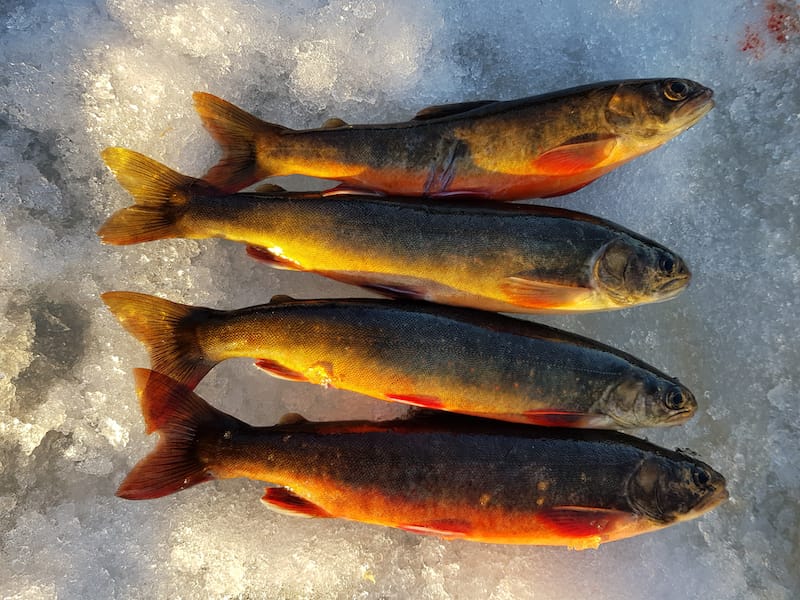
[98, 148, 690, 312]
[117, 370, 727, 549]
[194, 78, 714, 199]
[101, 292, 697, 429]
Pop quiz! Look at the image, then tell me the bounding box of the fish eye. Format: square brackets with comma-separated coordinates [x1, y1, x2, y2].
[664, 80, 690, 102]
[665, 386, 686, 410]
[659, 254, 675, 273]
[692, 467, 710, 487]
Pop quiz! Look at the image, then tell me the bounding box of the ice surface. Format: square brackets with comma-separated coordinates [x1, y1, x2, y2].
[1, 0, 798, 598]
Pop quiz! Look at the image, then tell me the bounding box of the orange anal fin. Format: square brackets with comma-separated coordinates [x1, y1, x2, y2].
[385, 393, 445, 410]
[500, 277, 592, 310]
[246, 245, 303, 271]
[399, 520, 472, 540]
[537, 507, 624, 541]
[321, 184, 386, 197]
[523, 410, 610, 428]
[531, 135, 618, 176]
[255, 359, 308, 382]
[261, 488, 331, 518]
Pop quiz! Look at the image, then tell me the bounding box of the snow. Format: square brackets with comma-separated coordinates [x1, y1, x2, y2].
[1, 0, 798, 598]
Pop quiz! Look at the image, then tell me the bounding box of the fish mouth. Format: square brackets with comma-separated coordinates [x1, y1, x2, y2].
[673, 87, 715, 129]
[655, 273, 692, 299]
[694, 474, 729, 515]
[664, 407, 696, 425]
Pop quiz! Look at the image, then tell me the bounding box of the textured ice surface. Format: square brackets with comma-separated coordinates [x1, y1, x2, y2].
[1, 0, 798, 598]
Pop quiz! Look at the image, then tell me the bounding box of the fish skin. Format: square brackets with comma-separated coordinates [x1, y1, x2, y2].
[193, 78, 714, 198]
[117, 370, 728, 548]
[98, 148, 691, 313]
[101, 292, 697, 429]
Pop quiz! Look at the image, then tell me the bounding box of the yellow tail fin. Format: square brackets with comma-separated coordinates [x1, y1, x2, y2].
[102, 291, 218, 389]
[98, 148, 204, 245]
[193, 91, 289, 192]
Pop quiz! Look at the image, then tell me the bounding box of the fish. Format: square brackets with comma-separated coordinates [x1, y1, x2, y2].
[193, 78, 714, 199]
[101, 292, 696, 429]
[97, 148, 691, 313]
[117, 369, 728, 549]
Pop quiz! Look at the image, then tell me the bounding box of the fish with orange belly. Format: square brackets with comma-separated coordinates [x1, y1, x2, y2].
[194, 78, 714, 199]
[101, 292, 696, 429]
[117, 370, 727, 549]
[98, 148, 690, 312]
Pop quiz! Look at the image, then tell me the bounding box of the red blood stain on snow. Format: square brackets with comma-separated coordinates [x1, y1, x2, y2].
[766, 1, 800, 43]
[741, 1, 799, 59]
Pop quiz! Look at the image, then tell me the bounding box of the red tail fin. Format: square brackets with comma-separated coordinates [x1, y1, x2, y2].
[101, 291, 218, 389]
[117, 369, 244, 500]
[193, 92, 290, 192]
[98, 148, 216, 245]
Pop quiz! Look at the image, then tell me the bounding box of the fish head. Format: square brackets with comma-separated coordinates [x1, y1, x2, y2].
[626, 453, 728, 525]
[598, 372, 697, 428]
[604, 78, 714, 145]
[593, 238, 691, 306]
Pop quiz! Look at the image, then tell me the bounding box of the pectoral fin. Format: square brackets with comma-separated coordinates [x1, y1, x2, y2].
[261, 488, 332, 518]
[246, 245, 303, 270]
[413, 100, 497, 121]
[523, 410, 612, 429]
[537, 507, 626, 546]
[385, 393, 445, 410]
[531, 134, 618, 176]
[255, 359, 308, 382]
[500, 276, 593, 310]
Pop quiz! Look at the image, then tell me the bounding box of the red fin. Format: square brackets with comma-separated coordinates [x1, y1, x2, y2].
[116, 369, 244, 500]
[523, 411, 610, 428]
[399, 520, 472, 539]
[98, 148, 213, 245]
[531, 134, 618, 176]
[246, 245, 303, 270]
[261, 487, 332, 518]
[255, 358, 308, 382]
[194, 92, 289, 193]
[101, 291, 217, 390]
[500, 277, 592, 309]
[321, 184, 386, 197]
[385, 393, 445, 410]
[538, 507, 622, 539]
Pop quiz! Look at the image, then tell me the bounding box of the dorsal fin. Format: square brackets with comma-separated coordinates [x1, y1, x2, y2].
[254, 183, 287, 193]
[278, 412, 308, 425]
[413, 100, 497, 121]
[322, 117, 348, 128]
[269, 294, 297, 304]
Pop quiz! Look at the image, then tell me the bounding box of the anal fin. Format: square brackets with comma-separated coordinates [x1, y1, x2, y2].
[261, 488, 331, 518]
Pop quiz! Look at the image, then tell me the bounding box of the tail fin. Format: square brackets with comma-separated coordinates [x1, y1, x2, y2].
[117, 369, 246, 500]
[193, 91, 290, 193]
[98, 148, 209, 245]
[102, 291, 218, 389]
